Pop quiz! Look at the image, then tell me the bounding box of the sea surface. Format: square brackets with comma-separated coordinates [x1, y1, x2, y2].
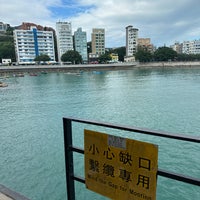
[0, 67, 200, 200]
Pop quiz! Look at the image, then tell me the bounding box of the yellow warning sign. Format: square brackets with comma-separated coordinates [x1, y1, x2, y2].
[84, 129, 158, 200]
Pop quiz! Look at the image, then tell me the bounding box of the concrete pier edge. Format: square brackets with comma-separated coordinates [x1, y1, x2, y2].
[0, 184, 30, 200]
[1, 61, 200, 75]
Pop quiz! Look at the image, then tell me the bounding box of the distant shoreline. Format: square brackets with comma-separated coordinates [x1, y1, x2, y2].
[0, 61, 200, 75]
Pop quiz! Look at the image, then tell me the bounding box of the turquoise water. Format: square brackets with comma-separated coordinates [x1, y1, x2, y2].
[0, 67, 200, 200]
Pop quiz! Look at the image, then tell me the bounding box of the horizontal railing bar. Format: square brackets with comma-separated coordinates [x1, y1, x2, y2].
[70, 146, 84, 154]
[71, 171, 200, 187]
[70, 146, 200, 186]
[158, 169, 200, 186]
[64, 117, 200, 143]
[73, 175, 85, 184]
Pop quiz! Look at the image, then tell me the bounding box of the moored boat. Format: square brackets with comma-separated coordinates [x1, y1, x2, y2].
[0, 81, 8, 87]
[13, 73, 24, 77]
[29, 73, 38, 76]
[41, 71, 48, 74]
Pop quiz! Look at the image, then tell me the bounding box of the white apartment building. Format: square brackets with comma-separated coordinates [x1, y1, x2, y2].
[91, 28, 105, 55]
[172, 39, 200, 54]
[14, 27, 55, 64]
[193, 40, 200, 54]
[56, 22, 73, 62]
[126, 25, 139, 56]
[74, 27, 88, 63]
[182, 41, 194, 54]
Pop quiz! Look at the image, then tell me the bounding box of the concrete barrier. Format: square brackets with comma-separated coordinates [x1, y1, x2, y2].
[0, 184, 30, 200]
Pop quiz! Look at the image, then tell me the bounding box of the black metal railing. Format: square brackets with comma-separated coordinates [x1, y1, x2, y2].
[63, 117, 200, 200]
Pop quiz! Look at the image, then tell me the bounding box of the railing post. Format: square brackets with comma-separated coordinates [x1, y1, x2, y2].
[63, 118, 75, 200]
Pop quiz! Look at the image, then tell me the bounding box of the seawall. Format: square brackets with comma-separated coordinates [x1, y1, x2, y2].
[138, 61, 200, 67]
[1, 61, 200, 76]
[0, 63, 137, 75]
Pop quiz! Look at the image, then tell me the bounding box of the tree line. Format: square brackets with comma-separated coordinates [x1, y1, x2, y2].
[135, 46, 200, 62]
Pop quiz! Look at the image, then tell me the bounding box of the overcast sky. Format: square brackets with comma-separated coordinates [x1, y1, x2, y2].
[1, 0, 200, 48]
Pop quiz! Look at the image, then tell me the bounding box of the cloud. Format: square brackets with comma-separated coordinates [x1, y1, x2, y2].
[1, 0, 200, 47]
[0, 0, 60, 27]
[66, 0, 200, 47]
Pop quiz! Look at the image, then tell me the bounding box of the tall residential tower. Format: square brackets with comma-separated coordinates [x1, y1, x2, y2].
[56, 22, 73, 62]
[91, 28, 105, 55]
[74, 27, 88, 63]
[126, 25, 139, 56]
[14, 26, 55, 65]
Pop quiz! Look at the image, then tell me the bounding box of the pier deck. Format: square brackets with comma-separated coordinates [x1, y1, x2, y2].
[0, 184, 30, 200]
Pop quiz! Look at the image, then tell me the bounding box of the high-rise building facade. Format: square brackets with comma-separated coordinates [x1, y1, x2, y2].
[170, 42, 183, 54]
[126, 25, 139, 56]
[182, 40, 200, 54]
[91, 28, 105, 55]
[138, 38, 154, 53]
[56, 22, 73, 62]
[74, 27, 88, 63]
[14, 26, 55, 64]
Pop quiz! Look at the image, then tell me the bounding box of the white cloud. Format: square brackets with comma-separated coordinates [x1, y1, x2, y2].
[1, 0, 200, 47]
[0, 0, 61, 27]
[67, 0, 200, 47]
